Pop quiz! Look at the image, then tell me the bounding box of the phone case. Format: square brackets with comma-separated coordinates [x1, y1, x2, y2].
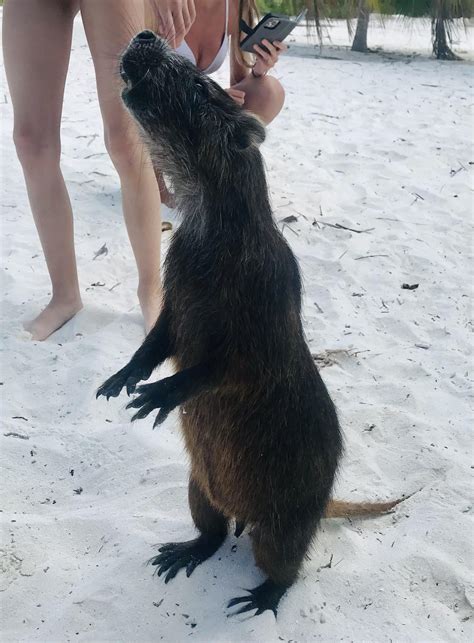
[240, 10, 306, 53]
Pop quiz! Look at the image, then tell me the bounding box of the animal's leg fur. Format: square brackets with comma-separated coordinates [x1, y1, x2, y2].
[150, 478, 228, 583]
[228, 517, 316, 617]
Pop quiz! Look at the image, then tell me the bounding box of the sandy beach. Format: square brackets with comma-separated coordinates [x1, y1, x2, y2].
[1, 12, 473, 642]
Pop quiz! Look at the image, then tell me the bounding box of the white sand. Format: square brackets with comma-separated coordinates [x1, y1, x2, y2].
[1, 12, 473, 642]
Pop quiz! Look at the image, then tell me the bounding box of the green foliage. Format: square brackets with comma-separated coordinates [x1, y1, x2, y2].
[257, 0, 303, 15]
[257, 0, 473, 17]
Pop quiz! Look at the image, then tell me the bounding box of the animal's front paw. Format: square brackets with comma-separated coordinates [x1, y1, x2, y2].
[125, 379, 177, 426]
[227, 579, 288, 618]
[96, 363, 153, 400]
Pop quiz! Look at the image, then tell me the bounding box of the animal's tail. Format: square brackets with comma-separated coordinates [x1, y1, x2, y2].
[324, 497, 406, 518]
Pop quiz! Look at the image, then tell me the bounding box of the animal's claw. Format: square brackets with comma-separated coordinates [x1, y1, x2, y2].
[96, 364, 153, 401]
[227, 579, 288, 618]
[149, 536, 221, 583]
[126, 380, 176, 426]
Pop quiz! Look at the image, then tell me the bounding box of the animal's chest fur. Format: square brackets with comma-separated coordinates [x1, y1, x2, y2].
[178, 390, 267, 522]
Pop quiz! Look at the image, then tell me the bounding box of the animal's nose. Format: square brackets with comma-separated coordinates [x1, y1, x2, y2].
[134, 30, 157, 43]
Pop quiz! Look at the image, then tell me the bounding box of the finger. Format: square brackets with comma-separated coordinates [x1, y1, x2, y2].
[181, 6, 192, 34]
[262, 39, 278, 65]
[187, 0, 197, 24]
[262, 39, 277, 57]
[161, 12, 176, 47]
[183, 0, 196, 32]
[228, 91, 245, 105]
[172, 11, 186, 47]
[273, 41, 288, 52]
[253, 44, 271, 63]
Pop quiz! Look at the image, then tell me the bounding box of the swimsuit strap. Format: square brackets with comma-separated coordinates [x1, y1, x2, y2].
[224, 0, 229, 37]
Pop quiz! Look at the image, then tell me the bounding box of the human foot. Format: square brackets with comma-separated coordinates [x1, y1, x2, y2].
[138, 283, 162, 335]
[24, 296, 83, 341]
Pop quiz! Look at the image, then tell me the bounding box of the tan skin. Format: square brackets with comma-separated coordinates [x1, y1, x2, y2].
[3, 0, 163, 340]
[3, 0, 285, 340]
[149, 0, 287, 206]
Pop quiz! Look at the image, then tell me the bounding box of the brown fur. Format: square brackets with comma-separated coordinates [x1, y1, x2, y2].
[97, 32, 406, 616]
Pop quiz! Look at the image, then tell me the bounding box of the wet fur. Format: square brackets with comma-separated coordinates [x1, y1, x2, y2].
[98, 33, 342, 614]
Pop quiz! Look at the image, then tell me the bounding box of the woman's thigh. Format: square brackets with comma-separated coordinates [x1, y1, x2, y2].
[80, 0, 144, 151]
[3, 0, 79, 149]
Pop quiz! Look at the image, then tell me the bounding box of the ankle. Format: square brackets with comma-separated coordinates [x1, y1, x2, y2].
[50, 290, 83, 308]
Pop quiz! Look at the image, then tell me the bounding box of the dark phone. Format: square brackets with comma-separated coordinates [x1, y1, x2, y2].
[239, 9, 307, 54]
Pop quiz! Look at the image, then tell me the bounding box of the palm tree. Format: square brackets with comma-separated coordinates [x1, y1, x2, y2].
[351, 0, 372, 50]
[257, 0, 473, 59]
[430, 0, 471, 59]
[391, 0, 471, 59]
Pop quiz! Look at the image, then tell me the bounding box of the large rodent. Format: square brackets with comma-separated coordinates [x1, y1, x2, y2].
[97, 31, 402, 617]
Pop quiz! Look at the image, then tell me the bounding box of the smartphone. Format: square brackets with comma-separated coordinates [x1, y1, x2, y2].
[239, 9, 307, 54]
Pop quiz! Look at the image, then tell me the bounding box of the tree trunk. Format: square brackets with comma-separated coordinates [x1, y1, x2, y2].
[432, 16, 461, 60]
[351, 0, 370, 52]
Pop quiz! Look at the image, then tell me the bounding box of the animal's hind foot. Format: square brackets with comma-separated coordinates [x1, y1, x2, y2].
[227, 579, 288, 618]
[96, 363, 153, 400]
[150, 535, 223, 584]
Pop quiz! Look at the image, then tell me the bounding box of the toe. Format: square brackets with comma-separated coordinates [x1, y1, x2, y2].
[186, 558, 198, 577]
[233, 601, 257, 616]
[158, 542, 182, 553]
[164, 560, 184, 583]
[227, 595, 250, 608]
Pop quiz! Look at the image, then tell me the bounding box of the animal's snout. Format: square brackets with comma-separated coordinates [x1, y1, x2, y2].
[134, 30, 157, 44]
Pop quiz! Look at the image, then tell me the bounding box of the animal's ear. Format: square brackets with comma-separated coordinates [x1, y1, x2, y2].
[234, 113, 266, 151]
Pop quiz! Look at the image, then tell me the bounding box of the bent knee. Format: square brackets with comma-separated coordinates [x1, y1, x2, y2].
[13, 127, 60, 170]
[261, 76, 285, 108]
[249, 76, 285, 124]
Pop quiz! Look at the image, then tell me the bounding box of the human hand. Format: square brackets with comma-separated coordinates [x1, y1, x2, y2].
[225, 87, 246, 106]
[252, 39, 288, 78]
[148, 0, 196, 48]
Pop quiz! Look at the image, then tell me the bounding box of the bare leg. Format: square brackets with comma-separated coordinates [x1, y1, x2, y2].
[155, 171, 176, 209]
[150, 477, 228, 582]
[232, 75, 285, 125]
[80, 0, 163, 333]
[3, 0, 82, 340]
